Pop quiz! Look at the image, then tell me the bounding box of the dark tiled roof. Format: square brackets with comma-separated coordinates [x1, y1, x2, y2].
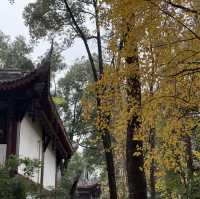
[0, 51, 73, 156]
[0, 64, 49, 91]
[0, 69, 29, 82]
[0, 45, 53, 89]
[77, 181, 100, 189]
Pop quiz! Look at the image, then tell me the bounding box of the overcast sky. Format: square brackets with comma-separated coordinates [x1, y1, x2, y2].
[0, 0, 88, 65]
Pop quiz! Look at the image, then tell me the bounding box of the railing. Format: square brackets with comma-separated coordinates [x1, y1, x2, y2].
[0, 144, 7, 166]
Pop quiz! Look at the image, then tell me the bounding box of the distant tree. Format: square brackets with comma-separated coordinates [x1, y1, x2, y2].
[57, 57, 94, 141]
[58, 152, 95, 199]
[56, 57, 105, 198]
[0, 31, 33, 70]
[57, 56, 105, 168]
[23, 1, 118, 197]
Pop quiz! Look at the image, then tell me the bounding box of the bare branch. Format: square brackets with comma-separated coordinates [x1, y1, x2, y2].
[152, 37, 197, 48]
[168, 67, 200, 77]
[63, 0, 98, 81]
[80, 8, 95, 17]
[149, 1, 200, 41]
[165, 0, 198, 14]
[78, 142, 97, 150]
[86, 35, 97, 40]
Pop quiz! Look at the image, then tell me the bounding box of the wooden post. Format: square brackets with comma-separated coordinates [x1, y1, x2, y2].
[40, 130, 51, 198]
[6, 107, 18, 158]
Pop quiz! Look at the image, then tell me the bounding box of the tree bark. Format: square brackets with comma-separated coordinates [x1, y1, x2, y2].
[150, 128, 156, 199]
[185, 135, 193, 177]
[126, 55, 147, 199]
[97, 94, 118, 199]
[63, 1, 118, 198]
[94, 1, 118, 198]
[70, 171, 82, 199]
[102, 129, 118, 199]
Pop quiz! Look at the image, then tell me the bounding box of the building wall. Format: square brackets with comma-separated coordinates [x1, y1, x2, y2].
[18, 114, 56, 189]
[18, 114, 42, 184]
[43, 141, 56, 189]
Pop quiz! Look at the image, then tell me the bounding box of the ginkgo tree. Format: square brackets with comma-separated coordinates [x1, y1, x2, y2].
[23, 0, 118, 198]
[19, 0, 200, 198]
[97, 0, 200, 198]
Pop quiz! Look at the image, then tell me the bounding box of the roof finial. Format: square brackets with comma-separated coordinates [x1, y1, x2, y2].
[40, 38, 54, 68]
[49, 38, 54, 58]
[46, 38, 54, 62]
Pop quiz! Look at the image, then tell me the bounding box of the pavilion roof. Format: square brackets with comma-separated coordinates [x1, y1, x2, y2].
[0, 50, 73, 157]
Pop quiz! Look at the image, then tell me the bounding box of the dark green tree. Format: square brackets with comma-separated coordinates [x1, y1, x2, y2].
[57, 57, 94, 141]
[0, 31, 34, 70]
[23, 1, 118, 198]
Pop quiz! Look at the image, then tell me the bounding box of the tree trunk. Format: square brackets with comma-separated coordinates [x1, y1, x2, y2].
[102, 129, 118, 199]
[70, 171, 82, 199]
[185, 135, 193, 177]
[97, 96, 118, 199]
[150, 128, 156, 199]
[63, 2, 118, 198]
[95, 1, 118, 197]
[126, 56, 147, 199]
[185, 134, 194, 198]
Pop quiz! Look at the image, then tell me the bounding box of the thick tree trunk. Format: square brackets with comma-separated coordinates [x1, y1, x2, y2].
[185, 134, 193, 198]
[94, 2, 118, 197]
[150, 128, 156, 199]
[63, 2, 118, 198]
[126, 56, 147, 199]
[70, 171, 82, 199]
[97, 96, 118, 199]
[185, 135, 193, 177]
[102, 129, 118, 199]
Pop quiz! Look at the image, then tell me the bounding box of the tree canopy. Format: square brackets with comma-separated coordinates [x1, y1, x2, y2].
[3, 0, 200, 198]
[0, 31, 33, 70]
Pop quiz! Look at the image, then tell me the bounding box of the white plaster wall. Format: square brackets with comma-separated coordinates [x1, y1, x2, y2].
[18, 115, 42, 184]
[0, 144, 7, 166]
[18, 114, 57, 189]
[43, 141, 56, 189]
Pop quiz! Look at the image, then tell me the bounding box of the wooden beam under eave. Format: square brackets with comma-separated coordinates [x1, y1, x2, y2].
[39, 111, 67, 159]
[6, 110, 19, 158]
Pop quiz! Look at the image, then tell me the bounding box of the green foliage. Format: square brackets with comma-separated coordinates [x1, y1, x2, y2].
[23, 0, 94, 44]
[57, 56, 94, 141]
[0, 171, 26, 199]
[57, 152, 84, 199]
[56, 58, 105, 197]
[20, 158, 41, 178]
[53, 96, 65, 105]
[58, 152, 101, 199]
[0, 156, 41, 199]
[0, 31, 33, 70]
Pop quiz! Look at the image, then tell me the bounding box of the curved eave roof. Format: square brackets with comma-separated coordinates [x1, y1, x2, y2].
[46, 96, 73, 156]
[0, 63, 49, 91]
[0, 61, 73, 157]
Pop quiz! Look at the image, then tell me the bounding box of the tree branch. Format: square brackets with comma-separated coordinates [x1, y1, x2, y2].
[78, 142, 97, 150]
[93, 0, 104, 76]
[168, 67, 200, 77]
[165, 0, 198, 14]
[80, 8, 95, 17]
[63, 0, 98, 81]
[149, 1, 200, 41]
[86, 35, 97, 40]
[152, 37, 197, 48]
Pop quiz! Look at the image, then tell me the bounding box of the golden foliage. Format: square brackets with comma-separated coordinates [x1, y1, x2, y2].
[82, 0, 200, 197]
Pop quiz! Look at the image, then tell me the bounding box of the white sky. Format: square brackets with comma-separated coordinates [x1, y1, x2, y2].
[0, 0, 88, 65]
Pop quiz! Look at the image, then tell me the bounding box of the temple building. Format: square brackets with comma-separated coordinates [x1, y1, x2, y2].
[76, 182, 101, 199]
[0, 51, 73, 189]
